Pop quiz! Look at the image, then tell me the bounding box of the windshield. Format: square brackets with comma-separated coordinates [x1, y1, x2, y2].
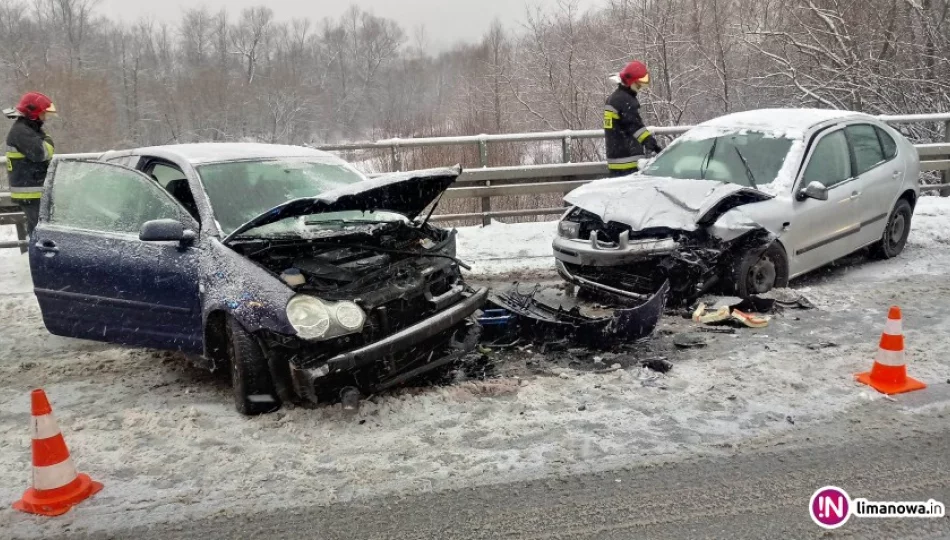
[198, 158, 395, 236]
[641, 130, 795, 189]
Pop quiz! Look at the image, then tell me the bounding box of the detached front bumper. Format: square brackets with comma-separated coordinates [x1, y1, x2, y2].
[292, 287, 489, 396]
[552, 233, 679, 267]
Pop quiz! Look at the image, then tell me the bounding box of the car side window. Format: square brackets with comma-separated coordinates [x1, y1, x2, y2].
[875, 126, 898, 161]
[846, 124, 886, 175]
[150, 163, 186, 186]
[802, 130, 851, 189]
[147, 162, 200, 220]
[49, 161, 185, 234]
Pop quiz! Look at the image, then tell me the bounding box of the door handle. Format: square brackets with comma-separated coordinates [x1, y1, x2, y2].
[37, 240, 59, 253]
[851, 191, 862, 200]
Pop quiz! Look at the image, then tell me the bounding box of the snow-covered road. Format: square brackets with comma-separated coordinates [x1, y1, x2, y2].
[2, 197, 950, 538]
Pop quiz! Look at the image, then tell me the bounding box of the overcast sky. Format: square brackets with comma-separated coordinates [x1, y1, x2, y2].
[96, 0, 606, 50]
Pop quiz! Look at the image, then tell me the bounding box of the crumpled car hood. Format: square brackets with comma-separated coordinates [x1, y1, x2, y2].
[224, 165, 461, 243]
[564, 176, 774, 232]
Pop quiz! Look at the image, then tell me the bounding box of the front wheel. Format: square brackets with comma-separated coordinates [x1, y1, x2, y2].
[728, 243, 790, 299]
[871, 199, 912, 260]
[226, 317, 281, 416]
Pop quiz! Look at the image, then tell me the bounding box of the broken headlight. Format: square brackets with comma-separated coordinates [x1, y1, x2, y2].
[558, 221, 580, 239]
[286, 295, 366, 341]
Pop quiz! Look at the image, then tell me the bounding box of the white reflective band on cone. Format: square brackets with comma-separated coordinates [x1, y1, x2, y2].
[884, 318, 902, 336]
[31, 414, 62, 440]
[875, 348, 906, 367]
[33, 458, 78, 490]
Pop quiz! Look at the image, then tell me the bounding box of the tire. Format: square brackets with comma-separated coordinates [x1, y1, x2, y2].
[871, 199, 912, 260]
[226, 317, 281, 416]
[728, 242, 790, 299]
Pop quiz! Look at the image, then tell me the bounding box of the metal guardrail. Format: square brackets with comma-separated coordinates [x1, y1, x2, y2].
[2, 113, 950, 248]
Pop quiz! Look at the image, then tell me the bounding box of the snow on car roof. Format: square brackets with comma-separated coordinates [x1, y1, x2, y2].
[134, 143, 337, 165]
[698, 108, 867, 132]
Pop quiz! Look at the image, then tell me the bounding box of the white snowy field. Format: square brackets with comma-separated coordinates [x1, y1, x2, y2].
[1, 197, 950, 537]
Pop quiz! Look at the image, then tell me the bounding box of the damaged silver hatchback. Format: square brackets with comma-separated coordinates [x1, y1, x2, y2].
[554, 109, 921, 303]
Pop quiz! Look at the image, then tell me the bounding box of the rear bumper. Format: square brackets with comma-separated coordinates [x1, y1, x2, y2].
[292, 287, 488, 393]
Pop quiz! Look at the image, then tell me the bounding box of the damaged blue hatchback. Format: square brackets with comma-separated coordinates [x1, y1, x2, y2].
[29, 144, 487, 414]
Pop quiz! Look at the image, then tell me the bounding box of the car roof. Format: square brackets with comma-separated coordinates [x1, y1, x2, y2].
[697, 108, 873, 132]
[131, 143, 337, 165]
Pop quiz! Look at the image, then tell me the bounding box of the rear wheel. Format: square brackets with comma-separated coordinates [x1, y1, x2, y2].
[871, 199, 912, 260]
[729, 243, 789, 299]
[226, 317, 281, 416]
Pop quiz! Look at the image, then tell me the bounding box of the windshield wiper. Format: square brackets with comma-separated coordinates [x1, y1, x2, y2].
[303, 218, 386, 226]
[733, 147, 758, 190]
[701, 137, 719, 180]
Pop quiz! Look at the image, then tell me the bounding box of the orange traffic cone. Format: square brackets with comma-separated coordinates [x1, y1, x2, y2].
[13, 389, 103, 516]
[856, 306, 927, 395]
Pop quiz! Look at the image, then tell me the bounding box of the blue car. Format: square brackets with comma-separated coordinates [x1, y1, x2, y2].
[29, 144, 487, 414]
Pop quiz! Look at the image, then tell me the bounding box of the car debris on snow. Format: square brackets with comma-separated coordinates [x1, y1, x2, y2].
[481, 280, 669, 348]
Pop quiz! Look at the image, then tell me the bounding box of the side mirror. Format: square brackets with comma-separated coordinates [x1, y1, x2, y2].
[140, 219, 196, 244]
[797, 181, 829, 201]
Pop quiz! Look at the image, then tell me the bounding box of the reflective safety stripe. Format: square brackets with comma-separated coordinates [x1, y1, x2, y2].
[635, 128, 652, 143]
[874, 348, 905, 367]
[603, 108, 620, 130]
[608, 162, 639, 171]
[32, 413, 62, 440]
[883, 318, 902, 336]
[6, 150, 23, 172]
[33, 458, 78, 490]
[10, 185, 44, 199]
[44, 141, 54, 159]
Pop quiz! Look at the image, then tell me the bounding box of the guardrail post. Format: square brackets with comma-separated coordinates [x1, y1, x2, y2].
[390, 141, 402, 172]
[562, 135, 573, 163]
[478, 137, 491, 226]
[942, 120, 950, 197]
[14, 221, 27, 254]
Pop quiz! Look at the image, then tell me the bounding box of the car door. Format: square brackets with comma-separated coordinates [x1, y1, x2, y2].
[845, 123, 902, 248]
[785, 128, 862, 276]
[30, 160, 203, 353]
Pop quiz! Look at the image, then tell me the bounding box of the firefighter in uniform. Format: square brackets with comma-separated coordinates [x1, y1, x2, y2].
[604, 61, 662, 177]
[5, 92, 56, 235]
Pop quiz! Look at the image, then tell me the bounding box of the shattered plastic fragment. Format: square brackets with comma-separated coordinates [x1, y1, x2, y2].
[731, 310, 769, 328]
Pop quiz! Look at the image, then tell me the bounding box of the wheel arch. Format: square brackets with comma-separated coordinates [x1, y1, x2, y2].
[204, 309, 229, 372]
[898, 189, 917, 211]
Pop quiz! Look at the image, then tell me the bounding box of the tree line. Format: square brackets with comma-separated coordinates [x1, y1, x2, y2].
[0, 0, 947, 163]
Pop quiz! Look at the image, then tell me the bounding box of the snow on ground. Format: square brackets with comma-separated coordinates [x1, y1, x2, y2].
[456, 218, 558, 275]
[2, 197, 950, 537]
[0, 224, 17, 257]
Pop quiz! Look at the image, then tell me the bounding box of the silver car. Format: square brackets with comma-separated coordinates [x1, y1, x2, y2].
[553, 109, 921, 302]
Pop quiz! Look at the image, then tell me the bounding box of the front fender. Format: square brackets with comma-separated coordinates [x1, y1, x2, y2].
[201, 239, 296, 336]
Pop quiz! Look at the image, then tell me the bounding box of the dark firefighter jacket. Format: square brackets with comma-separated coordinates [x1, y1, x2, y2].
[604, 85, 660, 172]
[6, 117, 54, 199]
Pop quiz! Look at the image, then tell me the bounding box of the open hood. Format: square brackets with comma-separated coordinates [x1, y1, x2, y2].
[223, 165, 461, 243]
[564, 176, 773, 233]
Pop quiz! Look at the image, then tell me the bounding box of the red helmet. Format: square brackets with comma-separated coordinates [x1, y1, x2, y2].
[619, 61, 650, 87]
[15, 92, 57, 121]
